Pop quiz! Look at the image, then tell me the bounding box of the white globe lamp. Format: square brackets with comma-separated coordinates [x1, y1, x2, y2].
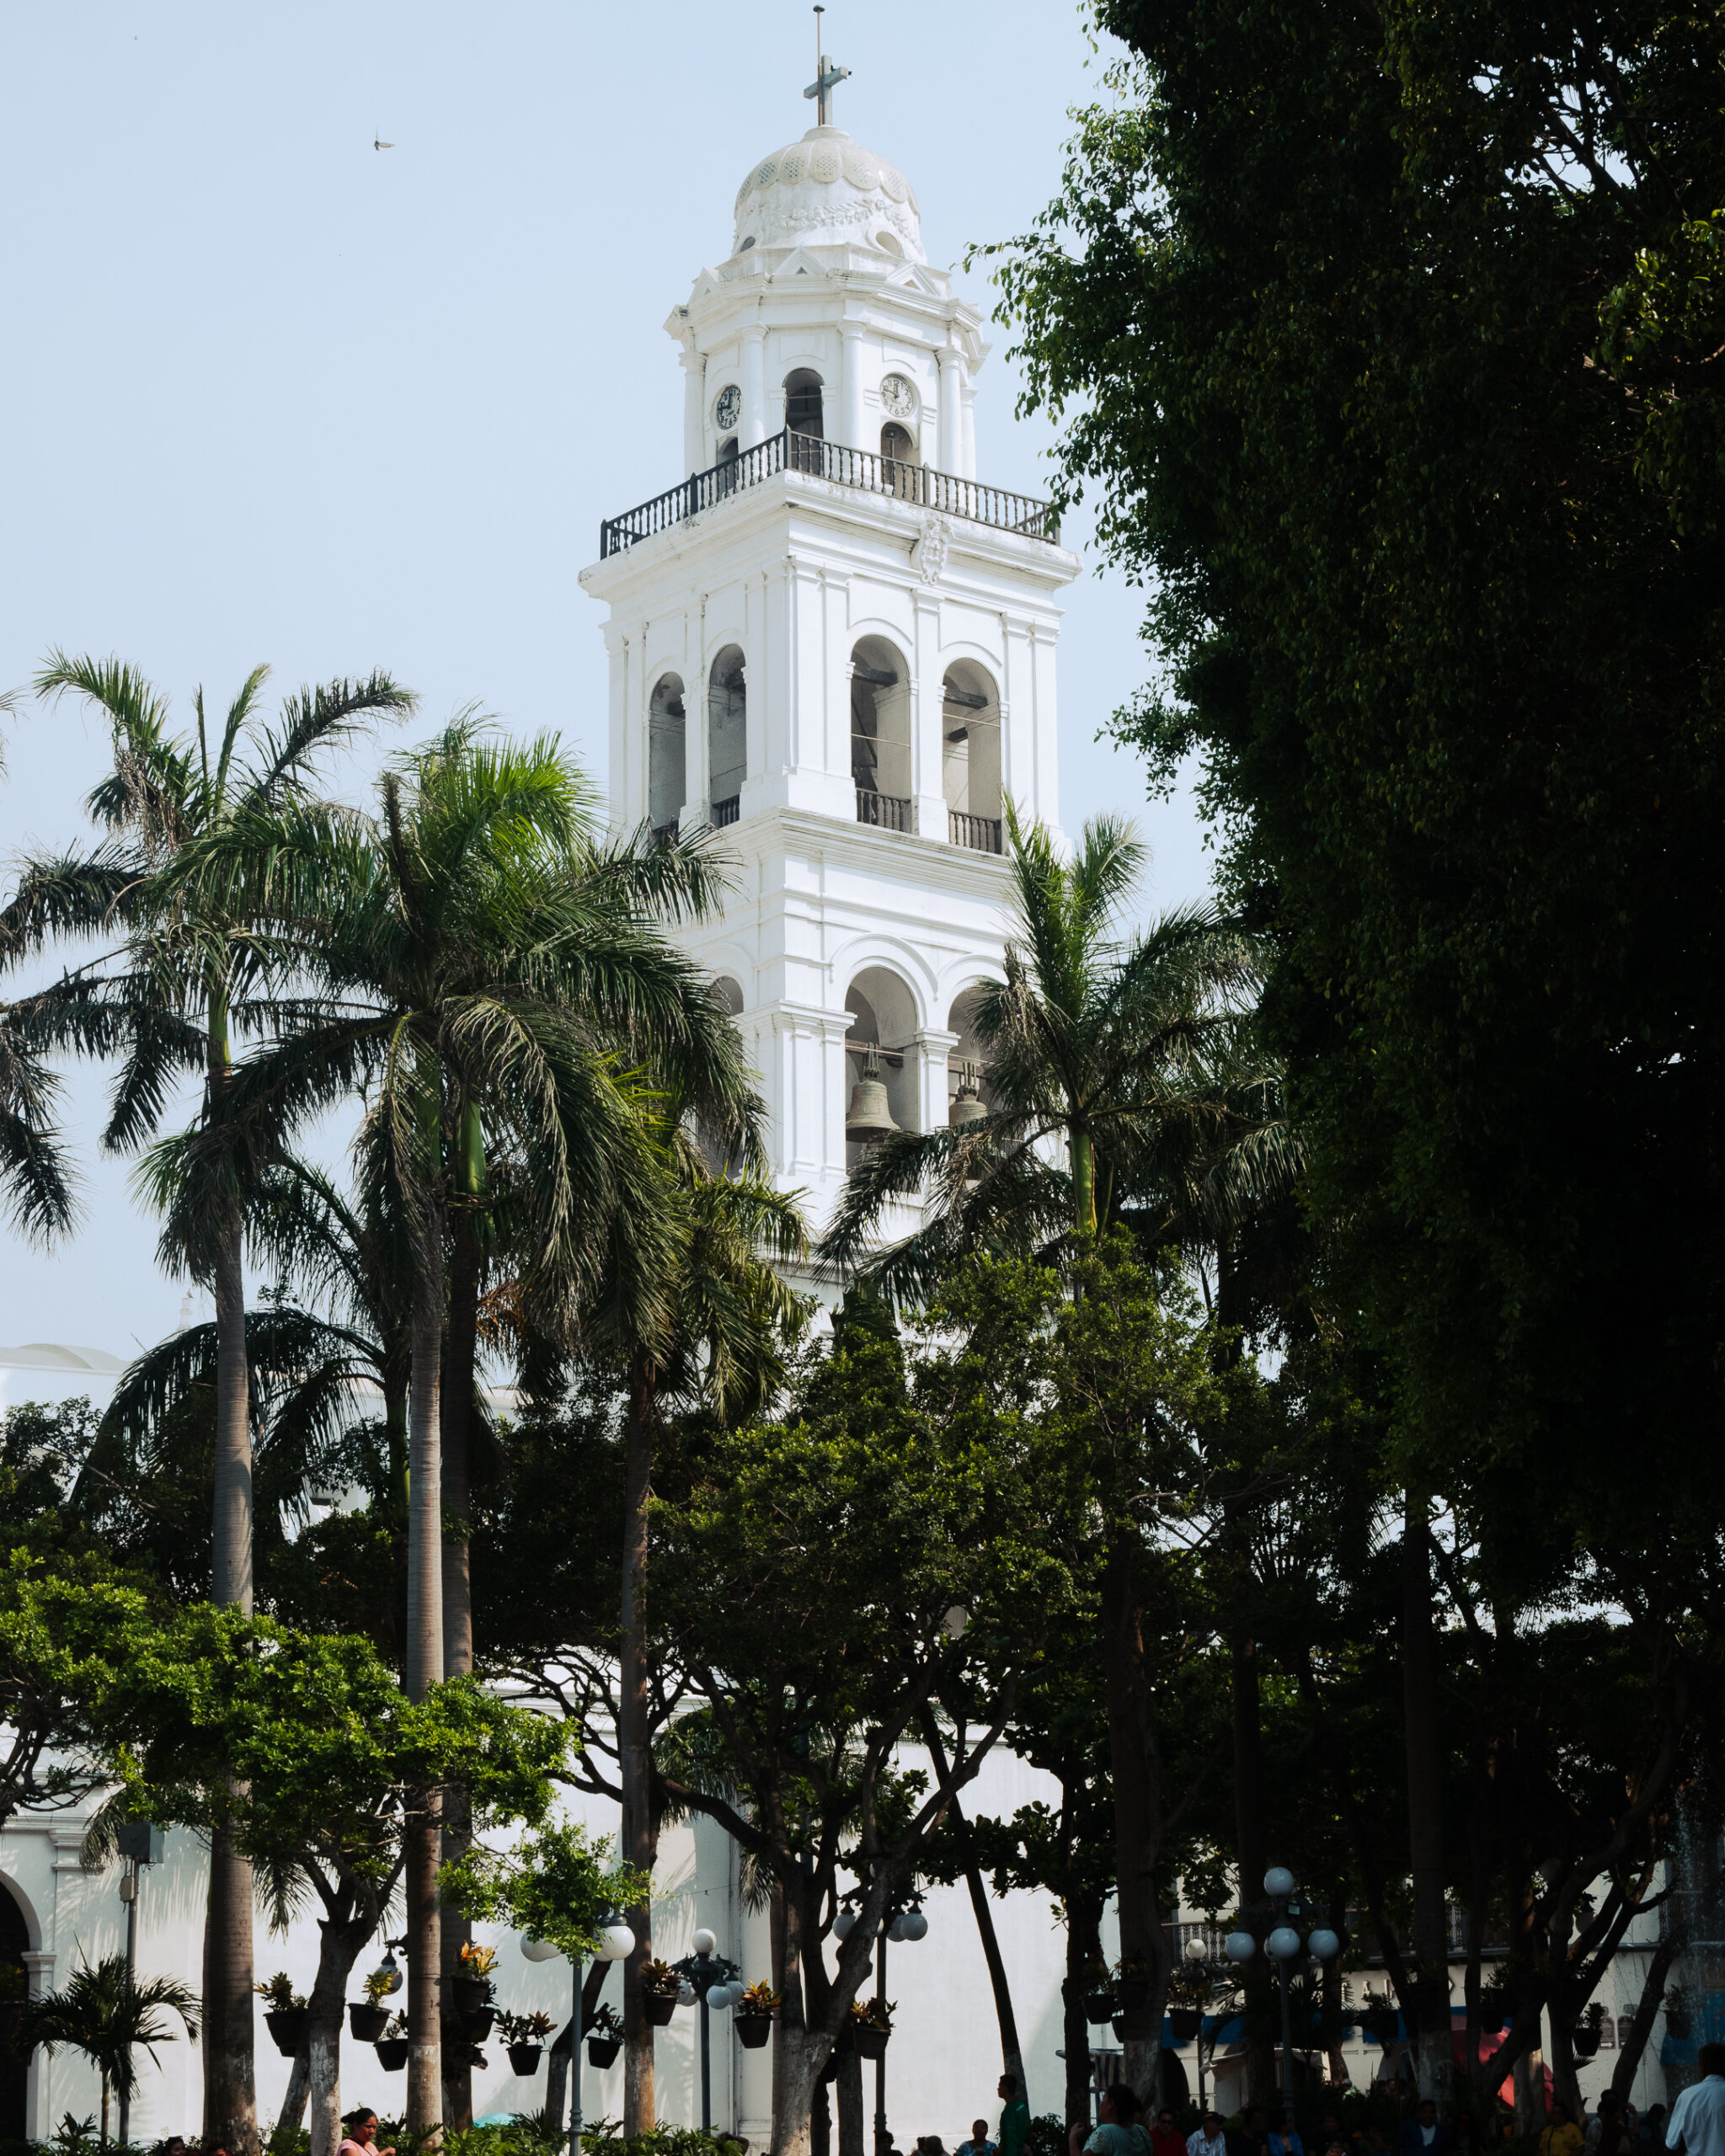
[1184, 1936, 1210, 1963]
[597, 1922, 636, 1963]
[834, 1908, 857, 1938]
[1266, 1926, 1302, 1961]
[1307, 1928, 1342, 1961]
[900, 1910, 927, 1942]
[1263, 1866, 1296, 1899]
[693, 1928, 717, 1956]
[1225, 1931, 1257, 1964]
[521, 1935, 561, 1963]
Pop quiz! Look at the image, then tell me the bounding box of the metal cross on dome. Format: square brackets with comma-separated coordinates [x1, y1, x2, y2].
[804, 5, 852, 126]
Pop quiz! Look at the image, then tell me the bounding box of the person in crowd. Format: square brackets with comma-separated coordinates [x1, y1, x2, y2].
[1397, 2100, 1447, 2156]
[1151, 2109, 1188, 2156]
[161, 2140, 186, 2156]
[1541, 2100, 1584, 2156]
[1668, 2044, 1725, 2156]
[338, 2111, 396, 2156]
[1071, 2083, 1140, 2156]
[1270, 2113, 1306, 2156]
[1644, 2111, 1669, 2150]
[1596, 2091, 1637, 2156]
[1232, 2109, 1272, 2156]
[967, 2121, 998, 2156]
[1188, 2112, 1229, 2156]
[1000, 2074, 1032, 2156]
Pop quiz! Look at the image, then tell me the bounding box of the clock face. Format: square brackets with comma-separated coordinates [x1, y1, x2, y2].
[880, 372, 916, 419]
[714, 384, 742, 433]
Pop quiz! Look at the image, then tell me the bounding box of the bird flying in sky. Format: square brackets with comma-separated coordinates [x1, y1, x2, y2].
[374, 136, 393, 151]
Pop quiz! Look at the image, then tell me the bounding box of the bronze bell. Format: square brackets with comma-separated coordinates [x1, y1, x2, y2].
[949, 1079, 985, 1128]
[845, 1044, 899, 1142]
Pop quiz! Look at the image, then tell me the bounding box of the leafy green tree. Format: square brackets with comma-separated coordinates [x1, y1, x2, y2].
[23, 1956, 199, 2148]
[0, 654, 413, 2154]
[820, 810, 1271, 1299]
[174, 721, 760, 2130]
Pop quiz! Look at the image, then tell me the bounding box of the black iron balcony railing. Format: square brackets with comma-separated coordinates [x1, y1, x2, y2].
[712, 794, 741, 828]
[856, 788, 912, 834]
[949, 810, 1003, 854]
[600, 429, 1060, 558]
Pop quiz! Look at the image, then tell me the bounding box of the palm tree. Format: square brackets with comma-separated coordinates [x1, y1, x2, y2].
[174, 720, 764, 2130]
[0, 654, 412, 2156]
[819, 807, 1278, 1295]
[0, 1000, 77, 1245]
[23, 1955, 199, 2147]
[584, 1155, 809, 2132]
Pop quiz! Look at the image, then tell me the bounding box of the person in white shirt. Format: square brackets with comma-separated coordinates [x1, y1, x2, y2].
[1188, 2115, 1228, 2156]
[1667, 2045, 1725, 2156]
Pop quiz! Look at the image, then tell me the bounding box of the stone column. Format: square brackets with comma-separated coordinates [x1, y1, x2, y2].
[937, 345, 962, 473]
[741, 323, 767, 450]
[682, 336, 707, 473]
[841, 322, 865, 452]
[913, 1028, 961, 1135]
[961, 377, 977, 478]
[911, 593, 948, 841]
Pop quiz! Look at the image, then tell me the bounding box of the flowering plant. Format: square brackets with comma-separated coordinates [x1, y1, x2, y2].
[737, 1980, 781, 2015]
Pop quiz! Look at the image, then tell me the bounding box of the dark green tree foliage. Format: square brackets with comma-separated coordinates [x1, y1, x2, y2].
[990, 0, 1725, 1531]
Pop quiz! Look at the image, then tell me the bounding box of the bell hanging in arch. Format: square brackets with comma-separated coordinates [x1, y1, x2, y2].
[846, 1043, 899, 1143]
[949, 1063, 986, 1128]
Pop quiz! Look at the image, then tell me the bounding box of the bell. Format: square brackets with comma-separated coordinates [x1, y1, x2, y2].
[949, 1081, 985, 1128]
[845, 1045, 899, 1142]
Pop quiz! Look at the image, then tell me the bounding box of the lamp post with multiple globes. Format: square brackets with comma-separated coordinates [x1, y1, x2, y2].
[522, 1915, 636, 2156]
[835, 1887, 930, 2156]
[1225, 1867, 1343, 2101]
[673, 1928, 745, 2132]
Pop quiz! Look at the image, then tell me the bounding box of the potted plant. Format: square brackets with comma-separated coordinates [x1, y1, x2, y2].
[1114, 1958, 1151, 2014]
[1667, 1988, 1694, 2040]
[850, 1997, 894, 2062]
[1573, 2002, 1605, 2059]
[376, 2013, 409, 2073]
[254, 1973, 309, 2058]
[350, 1967, 393, 2045]
[586, 2001, 624, 2068]
[1168, 2005, 1201, 2041]
[451, 1941, 497, 2015]
[639, 1959, 681, 2028]
[1362, 1991, 1401, 2047]
[497, 2008, 554, 2075]
[735, 1981, 778, 2052]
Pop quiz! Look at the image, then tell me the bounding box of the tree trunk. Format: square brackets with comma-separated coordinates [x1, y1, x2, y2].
[1071, 1130, 1096, 1235]
[1102, 1524, 1167, 2108]
[440, 1208, 480, 2133]
[1613, 1940, 1673, 2100]
[920, 1712, 1025, 2099]
[304, 1905, 379, 2156]
[1231, 1630, 1274, 2105]
[838, 2047, 863, 2156]
[1402, 1489, 1451, 2096]
[278, 2052, 311, 2140]
[1065, 1890, 1106, 2131]
[620, 1352, 657, 2136]
[206, 1107, 259, 2156]
[407, 1230, 446, 2136]
[770, 2026, 831, 2156]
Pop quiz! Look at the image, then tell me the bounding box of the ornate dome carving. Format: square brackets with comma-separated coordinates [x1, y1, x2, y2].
[732, 125, 923, 264]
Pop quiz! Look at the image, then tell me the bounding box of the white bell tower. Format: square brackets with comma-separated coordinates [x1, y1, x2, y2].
[579, 83, 1080, 1239]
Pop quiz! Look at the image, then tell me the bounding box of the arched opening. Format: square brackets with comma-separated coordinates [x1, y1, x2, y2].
[851, 636, 913, 835]
[844, 966, 920, 1166]
[942, 661, 1002, 852]
[880, 422, 915, 464]
[879, 421, 919, 501]
[875, 230, 905, 259]
[785, 368, 824, 472]
[946, 983, 998, 1125]
[648, 673, 686, 840]
[0, 1881, 27, 2140]
[708, 647, 746, 826]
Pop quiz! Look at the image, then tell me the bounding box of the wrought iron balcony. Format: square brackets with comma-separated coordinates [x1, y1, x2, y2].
[948, 810, 1002, 854]
[712, 794, 741, 828]
[600, 429, 1060, 559]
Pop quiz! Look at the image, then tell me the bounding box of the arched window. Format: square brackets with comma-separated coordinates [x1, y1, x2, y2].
[0, 1881, 27, 2141]
[942, 663, 1002, 852]
[880, 422, 917, 501]
[648, 673, 686, 840]
[785, 369, 825, 471]
[946, 983, 996, 1125]
[851, 637, 913, 833]
[708, 647, 747, 826]
[844, 966, 920, 1163]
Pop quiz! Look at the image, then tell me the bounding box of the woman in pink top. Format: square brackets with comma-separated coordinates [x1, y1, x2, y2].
[337, 2111, 395, 2156]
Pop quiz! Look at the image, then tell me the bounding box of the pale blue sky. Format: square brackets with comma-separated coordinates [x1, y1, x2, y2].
[0, 0, 1211, 1361]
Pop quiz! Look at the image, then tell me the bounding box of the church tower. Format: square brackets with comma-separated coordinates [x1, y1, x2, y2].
[579, 67, 1079, 1240]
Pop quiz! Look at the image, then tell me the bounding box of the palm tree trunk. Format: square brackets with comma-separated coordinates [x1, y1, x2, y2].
[440, 1206, 480, 2132]
[1071, 1129, 1096, 1235]
[101, 2072, 110, 2148]
[206, 995, 258, 2156]
[620, 1349, 657, 2137]
[1102, 1523, 1166, 2108]
[1402, 1489, 1450, 2096]
[407, 1227, 446, 2136]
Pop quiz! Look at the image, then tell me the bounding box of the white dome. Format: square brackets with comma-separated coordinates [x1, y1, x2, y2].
[731, 126, 924, 264]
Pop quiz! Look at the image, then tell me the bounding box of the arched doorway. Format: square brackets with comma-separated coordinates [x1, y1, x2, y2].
[0, 1881, 28, 2142]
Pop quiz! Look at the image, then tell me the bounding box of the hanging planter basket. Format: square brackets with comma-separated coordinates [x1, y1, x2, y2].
[350, 2003, 390, 2044]
[264, 2008, 307, 2058]
[852, 2024, 889, 2062]
[376, 2038, 409, 2073]
[1168, 2009, 1201, 2042]
[644, 1993, 679, 2027]
[587, 2036, 622, 2068]
[1084, 1992, 1118, 2025]
[1573, 2026, 1602, 2060]
[737, 2016, 772, 2051]
[462, 2006, 497, 2040]
[508, 2042, 544, 2075]
[451, 1976, 490, 2015]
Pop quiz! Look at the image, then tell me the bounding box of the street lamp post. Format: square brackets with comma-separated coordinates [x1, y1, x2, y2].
[673, 1929, 744, 2133]
[836, 1886, 928, 2156]
[1225, 1867, 1342, 2103]
[524, 1916, 635, 2156]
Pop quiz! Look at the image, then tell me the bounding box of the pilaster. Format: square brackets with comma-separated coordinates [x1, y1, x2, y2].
[913, 1027, 961, 1134]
